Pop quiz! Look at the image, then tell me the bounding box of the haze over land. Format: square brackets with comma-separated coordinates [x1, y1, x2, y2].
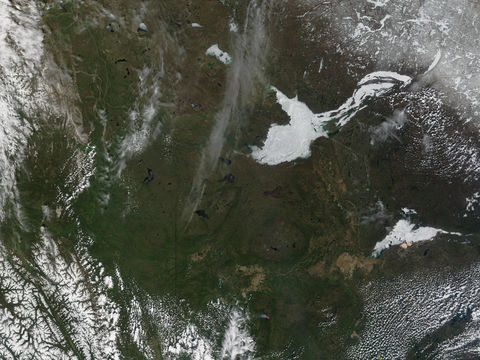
[0, 0, 479, 359]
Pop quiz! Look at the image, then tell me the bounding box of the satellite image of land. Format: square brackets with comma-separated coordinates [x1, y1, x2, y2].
[1, 0, 480, 359]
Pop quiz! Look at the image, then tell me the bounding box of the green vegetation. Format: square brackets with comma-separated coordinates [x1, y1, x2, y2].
[9, 0, 478, 358]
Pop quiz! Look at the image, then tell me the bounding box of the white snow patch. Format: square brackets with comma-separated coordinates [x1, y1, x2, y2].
[206, 44, 232, 64]
[192, 22, 203, 28]
[372, 219, 461, 256]
[0, 227, 121, 358]
[366, 0, 390, 7]
[0, 0, 53, 219]
[251, 87, 325, 165]
[252, 71, 411, 165]
[401, 207, 417, 215]
[229, 21, 239, 32]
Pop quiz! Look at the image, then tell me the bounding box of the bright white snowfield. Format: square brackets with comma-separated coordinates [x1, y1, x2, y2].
[0, 1, 119, 357]
[205, 44, 232, 64]
[372, 219, 461, 257]
[0, 0, 46, 219]
[252, 71, 411, 165]
[251, 87, 326, 166]
[0, 228, 122, 359]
